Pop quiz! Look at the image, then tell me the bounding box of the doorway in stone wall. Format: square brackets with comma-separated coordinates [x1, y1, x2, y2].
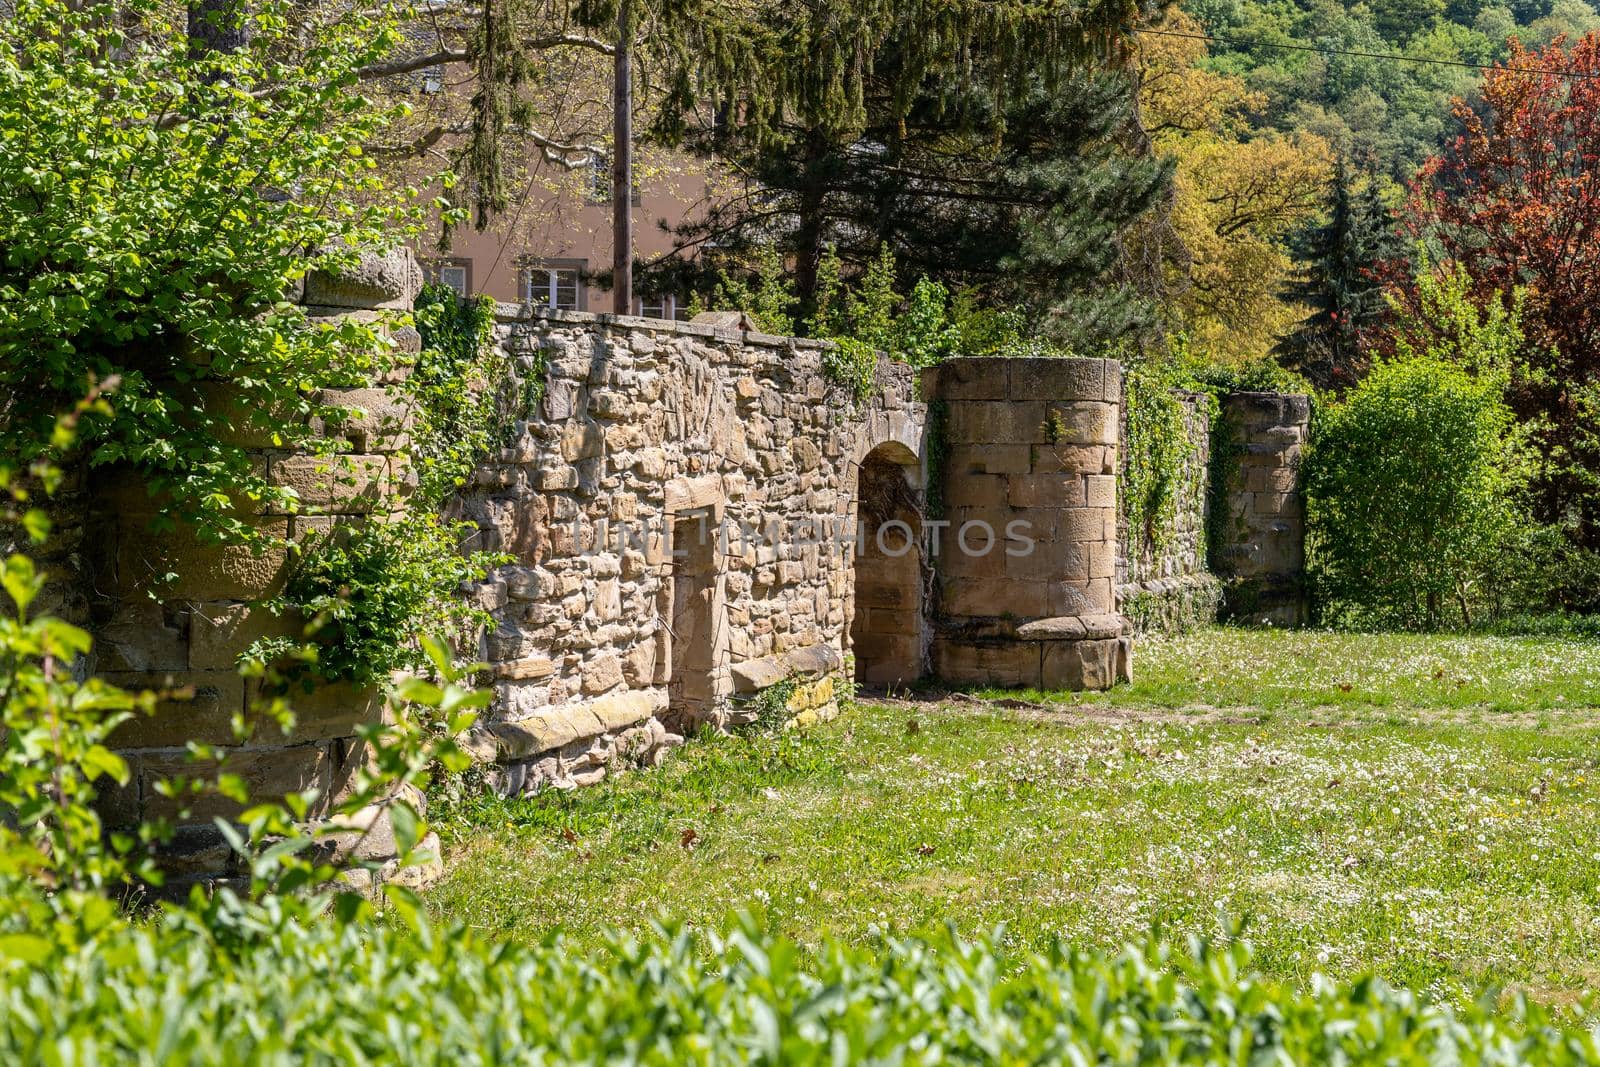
[667, 508, 718, 729]
[850, 443, 925, 687]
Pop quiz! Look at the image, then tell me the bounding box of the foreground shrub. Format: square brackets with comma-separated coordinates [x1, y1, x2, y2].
[1304, 356, 1531, 629]
[1, 906, 1595, 1064]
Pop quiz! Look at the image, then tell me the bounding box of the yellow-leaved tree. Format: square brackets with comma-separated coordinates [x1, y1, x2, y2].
[1139, 12, 1333, 365]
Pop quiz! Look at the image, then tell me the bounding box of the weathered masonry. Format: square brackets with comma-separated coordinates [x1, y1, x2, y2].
[61, 251, 1308, 881]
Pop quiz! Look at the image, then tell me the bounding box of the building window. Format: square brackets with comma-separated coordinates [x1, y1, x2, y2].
[437, 264, 468, 295]
[637, 293, 677, 320]
[424, 258, 471, 296]
[525, 261, 584, 312]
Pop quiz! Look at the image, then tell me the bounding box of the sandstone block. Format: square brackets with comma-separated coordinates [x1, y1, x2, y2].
[949, 444, 1032, 476]
[303, 248, 422, 310]
[189, 602, 303, 671]
[925, 358, 1009, 400]
[1040, 403, 1116, 447]
[1008, 473, 1086, 509]
[269, 454, 391, 513]
[1008, 358, 1104, 402]
[1040, 637, 1119, 691]
[932, 639, 1040, 688]
[1004, 541, 1088, 583]
[946, 401, 1049, 444]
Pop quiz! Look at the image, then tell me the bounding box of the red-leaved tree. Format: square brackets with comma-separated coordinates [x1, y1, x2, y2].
[1388, 34, 1600, 546]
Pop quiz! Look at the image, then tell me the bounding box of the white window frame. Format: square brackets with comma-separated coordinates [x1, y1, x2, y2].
[637, 293, 677, 320]
[437, 264, 468, 296]
[524, 260, 585, 312]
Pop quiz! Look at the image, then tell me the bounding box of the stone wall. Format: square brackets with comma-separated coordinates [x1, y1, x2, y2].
[1212, 392, 1311, 625]
[1116, 390, 1222, 633]
[452, 307, 925, 793]
[81, 249, 428, 886]
[49, 241, 1323, 882]
[922, 358, 1132, 690]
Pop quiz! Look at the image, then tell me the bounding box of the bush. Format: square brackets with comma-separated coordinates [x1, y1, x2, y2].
[3, 908, 1598, 1063]
[0, 0, 425, 546]
[1303, 356, 1532, 629]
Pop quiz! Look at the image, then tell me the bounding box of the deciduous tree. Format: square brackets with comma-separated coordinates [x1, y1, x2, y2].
[1389, 33, 1600, 544]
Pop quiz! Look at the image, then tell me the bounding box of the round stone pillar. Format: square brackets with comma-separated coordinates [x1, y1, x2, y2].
[924, 357, 1132, 690]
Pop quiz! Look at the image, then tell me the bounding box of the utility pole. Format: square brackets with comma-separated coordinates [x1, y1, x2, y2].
[612, 0, 633, 316]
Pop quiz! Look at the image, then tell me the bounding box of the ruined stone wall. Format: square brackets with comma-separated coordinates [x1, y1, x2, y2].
[452, 308, 924, 793]
[82, 249, 427, 886]
[1213, 392, 1311, 625]
[1116, 390, 1222, 633]
[922, 357, 1132, 690]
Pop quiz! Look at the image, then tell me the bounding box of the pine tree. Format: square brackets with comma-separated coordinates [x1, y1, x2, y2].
[639, 2, 1170, 351]
[1276, 161, 1398, 390]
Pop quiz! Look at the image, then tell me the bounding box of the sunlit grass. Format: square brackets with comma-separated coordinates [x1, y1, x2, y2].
[428, 627, 1600, 1007]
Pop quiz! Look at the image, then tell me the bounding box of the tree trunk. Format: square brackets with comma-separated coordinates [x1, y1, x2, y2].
[188, 0, 249, 58]
[793, 132, 828, 306]
[611, 0, 632, 316]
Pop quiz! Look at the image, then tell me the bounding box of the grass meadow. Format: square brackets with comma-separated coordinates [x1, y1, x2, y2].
[427, 627, 1600, 1009]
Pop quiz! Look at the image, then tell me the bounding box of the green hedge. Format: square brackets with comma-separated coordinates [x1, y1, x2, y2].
[4, 907, 1596, 1064]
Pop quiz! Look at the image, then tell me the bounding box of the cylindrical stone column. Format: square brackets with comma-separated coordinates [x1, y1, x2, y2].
[83, 249, 425, 890]
[924, 357, 1131, 690]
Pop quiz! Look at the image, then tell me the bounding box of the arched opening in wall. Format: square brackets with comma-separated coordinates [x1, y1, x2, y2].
[667, 508, 718, 729]
[850, 443, 925, 688]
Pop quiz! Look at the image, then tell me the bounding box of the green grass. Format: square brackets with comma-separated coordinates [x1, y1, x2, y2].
[427, 626, 1600, 1008]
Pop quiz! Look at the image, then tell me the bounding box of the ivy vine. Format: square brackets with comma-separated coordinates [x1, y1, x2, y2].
[821, 337, 881, 407]
[1120, 368, 1195, 563]
[249, 284, 511, 686]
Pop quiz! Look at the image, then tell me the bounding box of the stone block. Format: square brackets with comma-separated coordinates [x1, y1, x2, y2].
[495, 655, 556, 680]
[94, 601, 189, 672]
[943, 472, 1009, 509]
[939, 577, 1051, 619]
[303, 248, 423, 310]
[1033, 444, 1112, 476]
[949, 444, 1032, 476]
[945, 401, 1049, 444]
[1040, 403, 1116, 447]
[561, 421, 606, 462]
[1004, 541, 1088, 583]
[103, 670, 247, 748]
[1057, 507, 1112, 543]
[466, 688, 666, 763]
[269, 454, 391, 513]
[924, 358, 1009, 400]
[1049, 578, 1113, 616]
[1007, 358, 1104, 402]
[139, 742, 334, 821]
[582, 651, 624, 694]
[932, 639, 1041, 688]
[110, 517, 291, 601]
[248, 678, 387, 742]
[1089, 539, 1117, 580]
[1008, 473, 1086, 509]
[315, 387, 415, 451]
[1084, 474, 1116, 509]
[189, 602, 303, 671]
[1040, 637, 1119, 691]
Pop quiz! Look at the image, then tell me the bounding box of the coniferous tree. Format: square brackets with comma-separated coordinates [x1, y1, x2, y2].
[1276, 161, 1398, 390]
[635, 1, 1168, 350]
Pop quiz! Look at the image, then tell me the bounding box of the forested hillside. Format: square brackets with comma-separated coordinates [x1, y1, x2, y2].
[1185, 0, 1600, 185]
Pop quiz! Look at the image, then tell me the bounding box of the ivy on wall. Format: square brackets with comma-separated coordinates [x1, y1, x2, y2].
[250, 285, 512, 685]
[1121, 368, 1197, 562]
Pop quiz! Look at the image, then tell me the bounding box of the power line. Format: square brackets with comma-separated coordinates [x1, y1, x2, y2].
[1140, 26, 1600, 81]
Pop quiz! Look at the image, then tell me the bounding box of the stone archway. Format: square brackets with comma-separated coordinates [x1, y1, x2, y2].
[849, 441, 926, 688]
